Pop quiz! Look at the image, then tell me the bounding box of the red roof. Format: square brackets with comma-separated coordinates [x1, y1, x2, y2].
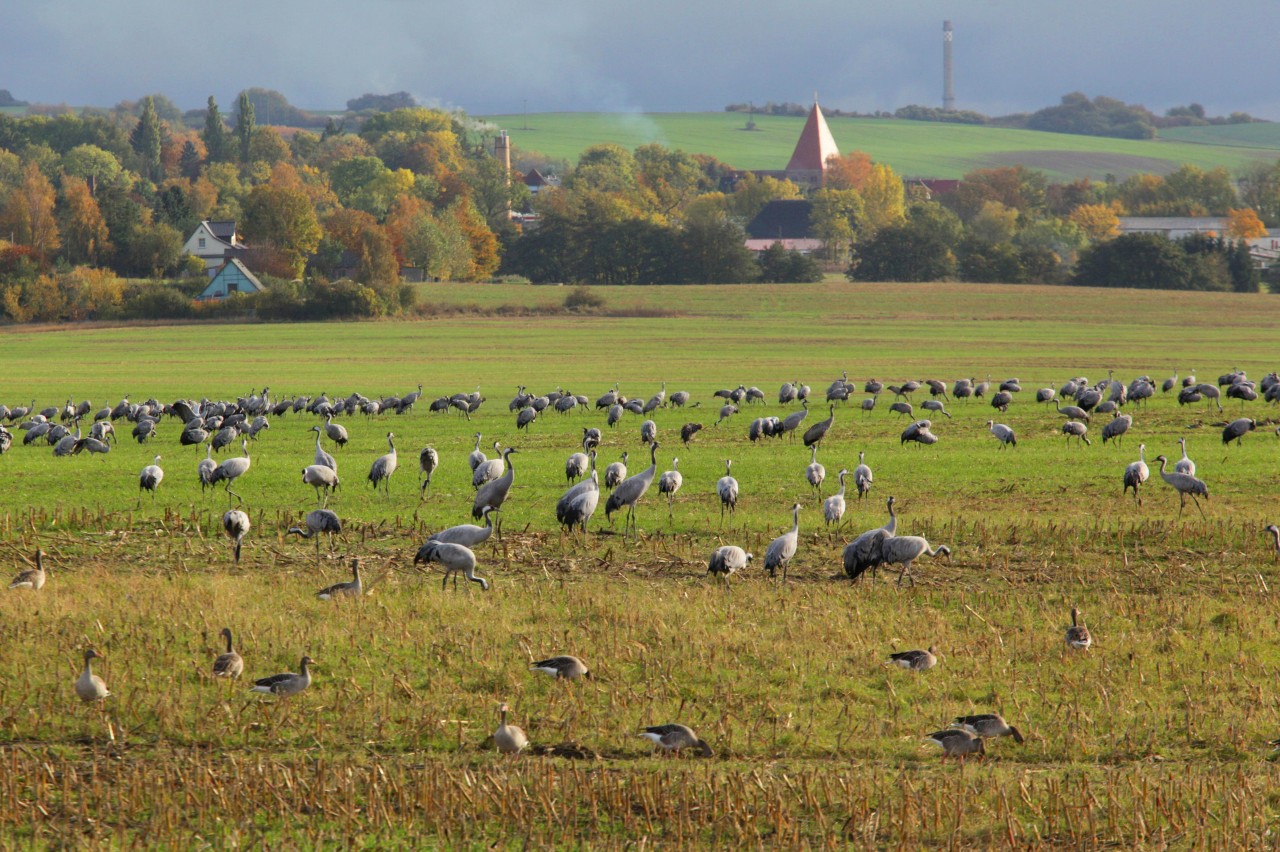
[785, 103, 840, 173]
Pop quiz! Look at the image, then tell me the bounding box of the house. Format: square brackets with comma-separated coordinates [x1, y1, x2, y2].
[183, 220, 246, 276]
[197, 258, 265, 300]
[1118, 216, 1280, 268]
[523, 168, 558, 196]
[744, 199, 824, 254]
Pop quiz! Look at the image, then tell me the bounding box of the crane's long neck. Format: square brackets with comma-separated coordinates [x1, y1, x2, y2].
[225, 631, 234, 653]
[837, 472, 847, 496]
[791, 505, 800, 533]
[810, 446, 817, 463]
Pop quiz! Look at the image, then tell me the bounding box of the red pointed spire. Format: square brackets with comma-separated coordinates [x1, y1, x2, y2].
[786, 102, 840, 174]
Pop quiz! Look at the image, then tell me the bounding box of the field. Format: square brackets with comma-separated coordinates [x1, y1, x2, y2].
[480, 112, 1280, 180]
[3, 281, 1280, 847]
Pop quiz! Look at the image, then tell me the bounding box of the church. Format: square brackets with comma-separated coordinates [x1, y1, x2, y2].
[750, 101, 841, 189]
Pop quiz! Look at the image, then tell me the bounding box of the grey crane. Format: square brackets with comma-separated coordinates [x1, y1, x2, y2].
[1175, 436, 1196, 476]
[823, 469, 848, 528]
[582, 427, 602, 452]
[861, 396, 877, 414]
[472, 441, 505, 489]
[1124, 443, 1150, 506]
[302, 464, 339, 503]
[680, 422, 703, 445]
[413, 540, 489, 591]
[987, 420, 1016, 449]
[889, 401, 914, 418]
[556, 451, 599, 534]
[211, 439, 252, 504]
[1062, 421, 1091, 447]
[604, 451, 629, 491]
[473, 447, 518, 522]
[779, 381, 797, 405]
[779, 400, 809, 441]
[1266, 524, 1279, 559]
[287, 508, 342, 558]
[428, 506, 497, 548]
[604, 441, 659, 537]
[52, 425, 81, 457]
[515, 404, 537, 431]
[367, 432, 398, 494]
[1195, 383, 1223, 412]
[853, 450, 873, 500]
[222, 509, 251, 563]
[953, 378, 973, 400]
[1035, 387, 1057, 403]
[316, 559, 363, 600]
[311, 426, 337, 471]
[198, 444, 217, 493]
[901, 419, 938, 446]
[1162, 370, 1178, 393]
[1154, 454, 1208, 519]
[990, 390, 1013, 412]
[640, 419, 657, 446]
[921, 399, 952, 418]
[467, 433, 486, 471]
[643, 382, 667, 414]
[1101, 413, 1133, 446]
[763, 502, 802, 581]
[924, 378, 948, 400]
[131, 419, 156, 443]
[138, 455, 164, 503]
[715, 402, 738, 426]
[322, 414, 348, 448]
[566, 439, 590, 484]
[880, 534, 951, 587]
[669, 390, 691, 408]
[864, 378, 883, 395]
[658, 457, 683, 511]
[802, 405, 835, 447]
[1222, 417, 1255, 447]
[805, 445, 825, 498]
[842, 495, 897, 581]
[418, 446, 439, 497]
[716, 458, 739, 524]
[707, 546, 752, 587]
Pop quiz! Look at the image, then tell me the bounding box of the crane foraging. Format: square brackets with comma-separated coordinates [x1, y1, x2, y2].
[413, 540, 489, 591]
[707, 545, 752, 587]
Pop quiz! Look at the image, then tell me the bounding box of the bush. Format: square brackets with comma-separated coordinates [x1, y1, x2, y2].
[563, 285, 605, 310]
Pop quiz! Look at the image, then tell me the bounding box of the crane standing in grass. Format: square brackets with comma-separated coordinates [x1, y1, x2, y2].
[764, 503, 802, 581]
[368, 432, 398, 494]
[1154, 454, 1208, 519]
[605, 442, 659, 538]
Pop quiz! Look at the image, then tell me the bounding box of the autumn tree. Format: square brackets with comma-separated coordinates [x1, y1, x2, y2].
[634, 143, 706, 221]
[858, 163, 906, 236]
[449, 197, 499, 280]
[823, 151, 873, 191]
[242, 184, 322, 278]
[203, 96, 230, 163]
[322, 209, 400, 290]
[1068, 202, 1121, 242]
[1, 161, 61, 257]
[59, 175, 111, 265]
[1225, 207, 1267, 239]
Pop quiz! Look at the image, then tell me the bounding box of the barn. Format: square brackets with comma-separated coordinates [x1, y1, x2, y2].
[197, 259, 265, 301]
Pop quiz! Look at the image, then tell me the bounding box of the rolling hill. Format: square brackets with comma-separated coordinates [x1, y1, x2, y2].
[481, 111, 1280, 182]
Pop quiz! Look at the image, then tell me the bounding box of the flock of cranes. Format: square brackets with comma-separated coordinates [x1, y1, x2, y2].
[4, 366, 1280, 760]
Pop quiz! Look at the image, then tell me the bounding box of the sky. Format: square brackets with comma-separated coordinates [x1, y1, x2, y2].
[3, 0, 1278, 121]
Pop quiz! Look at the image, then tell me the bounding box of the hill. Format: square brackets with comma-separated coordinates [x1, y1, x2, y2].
[481, 111, 1280, 181]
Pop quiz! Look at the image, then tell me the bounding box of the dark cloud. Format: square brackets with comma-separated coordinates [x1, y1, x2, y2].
[0, 0, 1275, 119]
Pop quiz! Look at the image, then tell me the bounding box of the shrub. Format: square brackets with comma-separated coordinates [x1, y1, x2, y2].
[563, 285, 605, 310]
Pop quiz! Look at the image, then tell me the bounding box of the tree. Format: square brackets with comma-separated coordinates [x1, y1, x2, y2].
[1068, 203, 1121, 242]
[243, 184, 322, 278]
[958, 238, 1025, 283]
[1, 161, 61, 257]
[1236, 160, 1280, 226]
[61, 144, 127, 190]
[59, 175, 111, 265]
[725, 173, 801, 223]
[823, 151, 873, 191]
[858, 163, 906, 236]
[679, 217, 757, 283]
[449, 197, 499, 280]
[1225, 207, 1267, 239]
[126, 221, 183, 278]
[128, 96, 165, 183]
[203, 96, 230, 163]
[178, 140, 203, 179]
[847, 203, 961, 282]
[248, 126, 292, 166]
[634, 143, 707, 222]
[967, 200, 1019, 245]
[757, 242, 822, 283]
[809, 188, 862, 262]
[950, 166, 1047, 221]
[235, 92, 255, 163]
[1072, 233, 1197, 290]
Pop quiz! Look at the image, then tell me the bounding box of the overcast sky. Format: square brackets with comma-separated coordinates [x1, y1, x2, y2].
[3, 1, 1277, 120]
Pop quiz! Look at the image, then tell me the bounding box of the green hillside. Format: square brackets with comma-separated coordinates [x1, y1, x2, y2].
[482, 111, 1280, 181]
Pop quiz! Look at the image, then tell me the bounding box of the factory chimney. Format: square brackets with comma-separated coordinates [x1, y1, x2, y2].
[942, 21, 955, 112]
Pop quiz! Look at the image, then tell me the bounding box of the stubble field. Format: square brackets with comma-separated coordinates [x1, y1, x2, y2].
[2, 281, 1280, 847]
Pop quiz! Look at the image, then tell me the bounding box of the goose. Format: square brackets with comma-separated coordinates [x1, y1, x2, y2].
[716, 459, 739, 524]
[640, 724, 713, 757]
[138, 455, 164, 501]
[311, 426, 337, 471]
[1065, 607, 1091, 649]
[764, 502, 802, 580]
[75, 648, 109, 702]
[368, 432, 398, 493]
[707, 545, 752, 586]
[888, 646, 937, 671]
[250, 656, 314, 697]
[805, 445, 825, 498]
[212, 628, 244, 679]
[951, 713, 1023, 743]
[494, 703, 529, 754]
[1123, 443, 1150, 506]
[222, 509, 251, 563]
[853, 451, 873, 500]
[316, 558, 363, 600]
[657, 457, 683, 511]
[530, 655, 591, 680]
[418, 445, 439, 497]
[426, 506, 496, 548]
[8, 549, 46, 590]
[823, 469, 848, 527]
[926, 729, 984, 762]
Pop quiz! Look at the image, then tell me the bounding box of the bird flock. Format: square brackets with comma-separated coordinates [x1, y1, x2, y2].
[4, 367, 1280, 758]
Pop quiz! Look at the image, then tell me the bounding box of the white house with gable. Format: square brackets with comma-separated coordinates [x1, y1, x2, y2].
[183, 220, 245, 277]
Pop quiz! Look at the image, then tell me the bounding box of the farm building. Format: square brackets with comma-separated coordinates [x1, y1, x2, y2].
[197, 258, 265, 300]
[1118, 216, 1280, 268]
[744, 199, 824, 254]
[183, 220, 247, 277]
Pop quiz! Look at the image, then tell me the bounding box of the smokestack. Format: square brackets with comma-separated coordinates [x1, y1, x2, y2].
[942, 20, 955, 112]
[494, 130, 512, 216]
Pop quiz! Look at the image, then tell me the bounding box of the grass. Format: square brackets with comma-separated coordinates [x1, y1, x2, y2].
[3, 281, 1280, 845]
[480, 111, 1280, 180]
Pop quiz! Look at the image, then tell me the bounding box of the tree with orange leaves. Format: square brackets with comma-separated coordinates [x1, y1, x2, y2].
[1068, 203, 1121, 242]
[823, 151, 873, 191]
[1225, 207, 1267, 239]
[0, 162, 61, 258]
[58, 175, 111, 266]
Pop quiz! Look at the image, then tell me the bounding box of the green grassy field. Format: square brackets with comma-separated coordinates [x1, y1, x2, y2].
[3, 282, 1280, 846]
[481, 112, 1280, 181]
